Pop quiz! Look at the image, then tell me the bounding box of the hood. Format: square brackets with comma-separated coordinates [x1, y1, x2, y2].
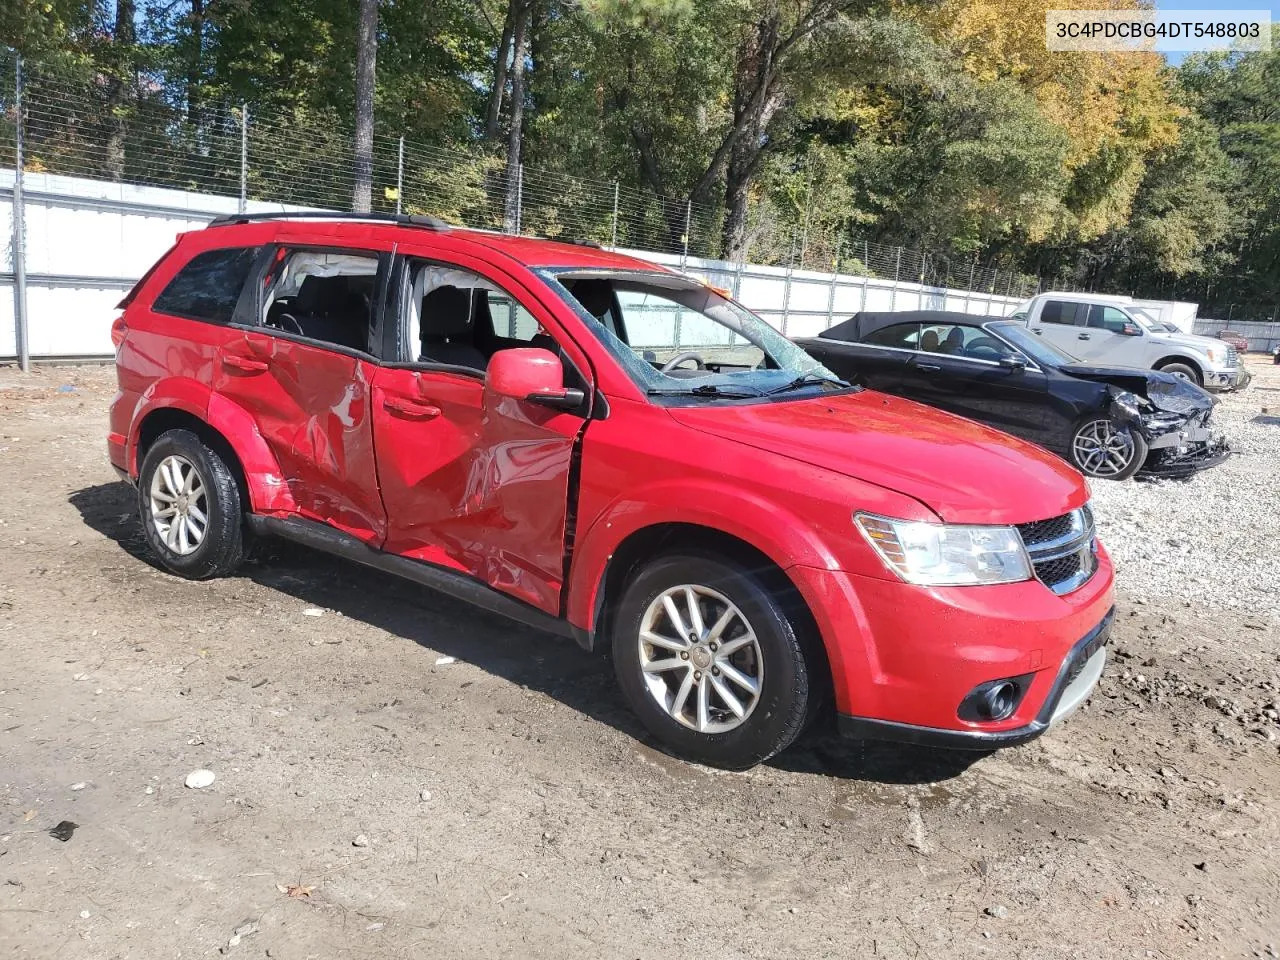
[1061, 364, 1215, 414]
[667, 390, 1088, 526]
[1151, 329, 1230, 357]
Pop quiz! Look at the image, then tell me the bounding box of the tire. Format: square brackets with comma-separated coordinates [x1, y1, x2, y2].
[138, 428, 246, 579]
[611, 554, 814, 770]
[1159, 362, 1201, 385]
[1069, 417, 1148, 481]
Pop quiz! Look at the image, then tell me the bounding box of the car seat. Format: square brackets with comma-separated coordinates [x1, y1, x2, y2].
[920, 329, 941, 352]
[420, 285, 488, 370]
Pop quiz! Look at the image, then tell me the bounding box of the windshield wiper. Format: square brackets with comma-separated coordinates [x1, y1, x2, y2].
[764, 373, 851, 396]
[646, 383, 765, 399]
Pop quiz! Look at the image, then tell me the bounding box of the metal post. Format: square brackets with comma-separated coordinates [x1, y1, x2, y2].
[894, 246, 902, 282]
[238, 103, 248, 214]
[860, 240, 869, 311]
[611, 181, 619, 247]
[515, 163, 524, 235]
[680, 199, 691, 270]
[395, 136, 404, 215]
[12, 55, 29, 372]
[732, 257, 744, 301]
[799, 156, 815, 267]
[781, 234, 795, 335]
[825, 238, 842, 328]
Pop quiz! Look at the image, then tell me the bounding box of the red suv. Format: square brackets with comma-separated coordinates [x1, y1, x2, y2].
[108, 214, 1114, 769]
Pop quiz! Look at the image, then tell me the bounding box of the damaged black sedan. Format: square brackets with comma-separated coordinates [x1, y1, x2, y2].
[795, 310, 1228, 481]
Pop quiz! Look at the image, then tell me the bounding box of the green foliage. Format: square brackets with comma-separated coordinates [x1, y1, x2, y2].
[5, 0, 1278, 308]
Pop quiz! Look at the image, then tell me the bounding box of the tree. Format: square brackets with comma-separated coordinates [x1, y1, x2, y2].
[352, 0, 378, 212]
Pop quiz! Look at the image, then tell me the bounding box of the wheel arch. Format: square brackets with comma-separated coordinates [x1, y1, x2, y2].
[1153, 355, 1203, 380]
[130, 385, 295, 515]
[571, 520, 835, 707]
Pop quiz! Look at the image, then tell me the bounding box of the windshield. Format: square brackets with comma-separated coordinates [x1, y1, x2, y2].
[1127, 307, 1162, 331]
[541, 269, 842, 397]
[989, 321, 1078, 366]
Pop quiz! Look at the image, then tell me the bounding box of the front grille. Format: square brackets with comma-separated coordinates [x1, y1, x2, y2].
[1017, 514, 1075, 547]
[1015, 507, 1098, 595]
[1225, 344, 1239, 366]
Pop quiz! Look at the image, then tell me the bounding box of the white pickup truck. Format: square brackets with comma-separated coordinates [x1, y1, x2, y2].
[1010, 292, 1244, 390]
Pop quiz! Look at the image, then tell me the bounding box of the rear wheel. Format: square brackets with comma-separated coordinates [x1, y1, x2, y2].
[138, 429, 246, 579]
[1159, 361, 1201, 385]
[611, 554, 814, 770]
[1070, 418, 1148, 481]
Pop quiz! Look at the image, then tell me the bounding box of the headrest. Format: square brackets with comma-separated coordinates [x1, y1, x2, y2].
[421, 285, 474, 338]
[920, 329, 940, 352]
[295, 275, 346, 316]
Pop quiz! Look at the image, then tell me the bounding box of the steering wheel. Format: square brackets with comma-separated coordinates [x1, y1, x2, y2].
[271, 313, 304, 336]
[660, 351, 706, 373]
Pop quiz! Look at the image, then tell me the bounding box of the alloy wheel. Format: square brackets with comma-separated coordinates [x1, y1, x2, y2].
[1072, 419, 1136, 478]
[148, 454, 209, 556]
[637, 584, 764, 734]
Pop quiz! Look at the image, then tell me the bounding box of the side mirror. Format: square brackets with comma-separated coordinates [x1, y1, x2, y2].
[486, 347, 585, 411]
[998, 355, 1027, 371]
[1121, 322, 1142, 336]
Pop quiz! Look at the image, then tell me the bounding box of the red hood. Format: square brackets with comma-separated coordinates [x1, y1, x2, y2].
[668, 390, 1088, 525]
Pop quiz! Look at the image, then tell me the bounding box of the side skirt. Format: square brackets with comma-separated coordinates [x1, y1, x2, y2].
[247, 515, 575, 641]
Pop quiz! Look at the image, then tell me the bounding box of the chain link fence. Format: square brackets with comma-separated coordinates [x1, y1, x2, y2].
[1, 50, 1041, 292]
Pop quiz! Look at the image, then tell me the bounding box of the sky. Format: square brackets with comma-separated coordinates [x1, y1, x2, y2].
[1155, 0, 1278, 63]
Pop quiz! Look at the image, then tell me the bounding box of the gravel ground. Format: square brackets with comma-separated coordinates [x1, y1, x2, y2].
[1091, 358, 1280, 616]
[1, 358, 1278, 960]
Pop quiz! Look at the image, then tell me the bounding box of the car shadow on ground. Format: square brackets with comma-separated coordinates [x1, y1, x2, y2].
[70, 480, 983, 786]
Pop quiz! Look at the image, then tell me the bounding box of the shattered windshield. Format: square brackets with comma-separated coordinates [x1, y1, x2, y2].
[541, 269, 845, 399]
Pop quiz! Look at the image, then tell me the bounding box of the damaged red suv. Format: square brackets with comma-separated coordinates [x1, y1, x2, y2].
[109, 214, 1114, 769]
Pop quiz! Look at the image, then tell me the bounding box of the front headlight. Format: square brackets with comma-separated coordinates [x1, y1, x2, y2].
[854, 513, 1033, 587]
[1111, 390, 1142, 420]
[1205, 346, 1225, 365]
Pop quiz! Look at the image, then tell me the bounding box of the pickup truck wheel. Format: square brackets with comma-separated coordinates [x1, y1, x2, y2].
[1159, 362, 1201, 385]
[611, 554, 812, 770]
[138, 429, 246, 579]
[1070, 418, 1148, 481]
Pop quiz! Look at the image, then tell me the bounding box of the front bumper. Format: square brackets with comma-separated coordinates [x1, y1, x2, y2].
[1138, 411, 1229, 477]
[1203, 367, 1244, 390]
[787, 545, 1115, 748]
[837, 610, 1112, 749]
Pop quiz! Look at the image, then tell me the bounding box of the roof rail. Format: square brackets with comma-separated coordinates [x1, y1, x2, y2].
[206, 211, 452, 231]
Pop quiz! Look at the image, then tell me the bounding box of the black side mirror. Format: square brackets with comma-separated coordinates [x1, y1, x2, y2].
[998, 355, 1027, 371]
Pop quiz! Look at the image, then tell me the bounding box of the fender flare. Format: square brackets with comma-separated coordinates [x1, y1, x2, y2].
[565, 478, 842, 633]
[128, 378, 296, 514]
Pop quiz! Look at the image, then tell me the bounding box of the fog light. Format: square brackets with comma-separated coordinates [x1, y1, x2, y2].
[958, 674, 1034, 723]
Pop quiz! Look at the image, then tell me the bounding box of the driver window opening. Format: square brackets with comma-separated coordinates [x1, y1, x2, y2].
[263, 249, 379, 353]
[404, 261, 573, 379]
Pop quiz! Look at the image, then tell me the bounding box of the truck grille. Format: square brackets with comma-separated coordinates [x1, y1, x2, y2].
[1015, 506, 1098, 595]
[1225, 344, 1239, 366]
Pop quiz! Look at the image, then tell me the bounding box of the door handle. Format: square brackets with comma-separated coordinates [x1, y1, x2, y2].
[222, 353, 268, 373]
[383, 396, 442, 420]
[917, 363, 942, 373]
[1077, 333, 1091, 340]
[1030, 328, 1043, 335]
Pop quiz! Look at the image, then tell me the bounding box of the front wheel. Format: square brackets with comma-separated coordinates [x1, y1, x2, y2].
[1159, 362, 1201, 385]
[1070, 418, 1148, 481]
[611, 554, 815, 770]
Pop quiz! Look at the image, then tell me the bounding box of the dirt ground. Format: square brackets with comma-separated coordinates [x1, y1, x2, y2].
[1, 360, 1278, 960]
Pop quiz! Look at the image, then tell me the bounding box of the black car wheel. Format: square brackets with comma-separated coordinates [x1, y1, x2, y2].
[1070, 418, 1148, 481]
[1159, 362, 1201, 385]
[611, 554, 815, 770]
[138, 429, 247, 579]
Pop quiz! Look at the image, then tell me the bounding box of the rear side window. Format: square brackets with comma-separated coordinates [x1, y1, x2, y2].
[864, 323, 920, 349]
[1040, 300, 1088, 326]
[153, 247, 257, 323]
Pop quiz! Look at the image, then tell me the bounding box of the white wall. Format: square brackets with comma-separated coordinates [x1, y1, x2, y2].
[3, 172, 1026, 359]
